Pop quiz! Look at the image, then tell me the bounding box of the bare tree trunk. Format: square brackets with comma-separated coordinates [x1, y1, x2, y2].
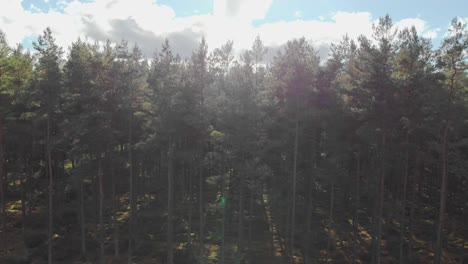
[188, 157, 193, 249]
[376, 132, 386, 264]
[305, 162, 315, 264]
[167, 143, 174, 264]
[247, 188, 254, 263]
[326, 181, 335, 262]
[199, 158, 205, 262]
[460, 207, 466, 264]
[353, 154, 360, 264]
[111, 154, 119, 257]
[237, 173, 244, 264]
[399, 132, 409, 264]
[370, 152, 378, 264]
[27, 151, 33, 217]
[459, 198, 467, 264]
[305, 128, 318, 264]
[435, 124, 449, 264]
[221, 163, 226, 264]
[77, 158, 86, 258]
[460, 238, 466, 264]
[435, 56, 458, 264]
[408, 153, 419, 263]
[290, 117, 299, 264]
[286, 177, 291, 256]
[98, 154, 105, 264]
[304, 184, 313, 264]
[127, 107, 134, 264]
[20, 160, 26, 239]
[0, 115, 6, 256]
[47, 113, 54, 264]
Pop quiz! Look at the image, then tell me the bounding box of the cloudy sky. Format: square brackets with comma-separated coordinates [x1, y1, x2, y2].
[0, 0, 466, 60]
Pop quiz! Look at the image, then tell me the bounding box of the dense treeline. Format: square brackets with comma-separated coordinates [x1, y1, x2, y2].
[0, 15, 467, 264]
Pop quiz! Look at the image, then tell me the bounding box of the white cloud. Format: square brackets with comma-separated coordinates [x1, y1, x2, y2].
[213, 0, 272, 21]
[393, 18, 440, 39]
[394, 18, 426, 32]
[0, 0, 443, 60]
[423, 29, 440, 39]
[257, 12, 374, 48]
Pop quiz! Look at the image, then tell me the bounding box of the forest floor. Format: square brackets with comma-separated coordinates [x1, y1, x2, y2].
[1, 186, 467, 263]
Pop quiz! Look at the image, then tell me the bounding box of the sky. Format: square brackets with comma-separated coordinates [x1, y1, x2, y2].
[0, 0, 466, 60]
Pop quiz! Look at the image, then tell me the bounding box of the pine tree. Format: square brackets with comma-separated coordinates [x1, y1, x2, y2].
[32, 28, 63, 264]
[434, 18, 468, 264]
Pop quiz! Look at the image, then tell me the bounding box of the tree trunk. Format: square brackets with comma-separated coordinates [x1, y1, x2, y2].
[371, 151, 378, 264]
[127, 107, 134, 264]
[47, 112, 54, 264]
[304, 182, 313, 264]
[353, 154, 361, 264]
[98, 154, 105, 264]
[305, 127, 319, 264]
[290, 117, 299, 264]
[326, 181, 335, 262]
[460, 237, 466, 264]
[435, 55, 458, 264]
[247, 188, 254, 263]
[199, 158, 205, 262]
[221, 162, 226, 264]
[167, 143, 174, 264]
[188, 157, 193, 249]
[435, 124, 449, 264]
[0, 115, 6, 256]
[111, 154, 119, 257]
[408, 152, 419, 263]
[304, 165, 315, 264]
[27, 155, 33, 217]
[20, 160, 26, 239]
[78, 158, 86, 258]
[237, 173, 244, 264]
[376, 132, 386, 264]
[460, 201, 467, 264]
[399, 131, 409, 264]
[286, 176, 291, 255]
[460, 211, 466, 264]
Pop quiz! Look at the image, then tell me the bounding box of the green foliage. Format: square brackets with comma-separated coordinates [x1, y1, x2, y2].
[0, 16, 467, 264]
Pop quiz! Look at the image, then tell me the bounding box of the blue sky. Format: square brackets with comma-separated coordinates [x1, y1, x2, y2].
[1, 0, 466, 59]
